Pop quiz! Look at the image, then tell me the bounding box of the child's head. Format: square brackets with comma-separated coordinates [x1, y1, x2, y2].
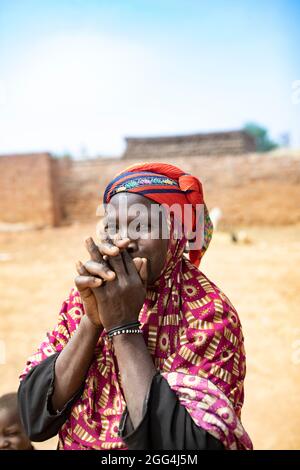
[0, 393, 33, 450]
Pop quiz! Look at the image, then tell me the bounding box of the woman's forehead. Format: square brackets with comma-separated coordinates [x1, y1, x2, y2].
[105, 193, 167, 228]
[109, 192, 153, 208]
[106, 193, 159, 219]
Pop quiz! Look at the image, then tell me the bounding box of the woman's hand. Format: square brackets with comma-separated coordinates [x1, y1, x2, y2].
[81, 238, 147, 331]
[75, 260, 104, 328]
[97, 229, 148, 283]
[96, 250, 148, 331]
[75, 237, 147, 329]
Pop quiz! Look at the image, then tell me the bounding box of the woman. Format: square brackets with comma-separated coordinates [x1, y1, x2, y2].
[18, 162, 252, 450]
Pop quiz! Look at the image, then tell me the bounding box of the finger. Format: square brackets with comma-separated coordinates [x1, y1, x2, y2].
[139, 258, 148, 283]
[132, 257, 143, 273]
[85, 237, 103, 263]
[98, 235, 131, 257]
[122, 250, 140, 278]
[77, 260, 115, 281]
[75, 274, 103, 291]
[98, 237, 120, 257]
[98, 222, 127, 252]
[108, 253, 127, 278]
[76, 260, 90, 276]
[83, 260, 115, 281]
[113, 233, 131, 250]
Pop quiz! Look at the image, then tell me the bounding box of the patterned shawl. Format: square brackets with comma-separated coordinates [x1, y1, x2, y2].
[20, 163, 252, 450]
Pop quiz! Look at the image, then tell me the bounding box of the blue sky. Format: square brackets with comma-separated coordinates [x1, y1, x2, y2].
[0, 0, 299, 157]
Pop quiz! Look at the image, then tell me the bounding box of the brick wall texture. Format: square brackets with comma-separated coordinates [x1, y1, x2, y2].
[123, 131, 256, 159]
[1, 150, 300, 228]
[0, 153, 61, 226]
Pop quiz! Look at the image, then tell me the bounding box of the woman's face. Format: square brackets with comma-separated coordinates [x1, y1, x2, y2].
[104, 193, 169, 285]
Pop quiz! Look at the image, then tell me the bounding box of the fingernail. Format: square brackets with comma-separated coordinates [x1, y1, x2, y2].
[75, 261, 83, 271]
[116, 237, 130, 243]
[109, 245, 119, 251]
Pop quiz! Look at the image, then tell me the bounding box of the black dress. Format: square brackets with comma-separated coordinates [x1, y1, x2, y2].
[18, 352, 224, 450]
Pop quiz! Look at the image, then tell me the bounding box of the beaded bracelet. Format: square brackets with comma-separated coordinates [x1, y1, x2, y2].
[108, 328, 143, 339]
[106, 321, 141, 336]
[106, 321, 141, 339]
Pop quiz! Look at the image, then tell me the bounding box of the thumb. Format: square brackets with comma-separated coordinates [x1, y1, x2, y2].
[133, 257, 143, 273]
[139, 258, 148, 284]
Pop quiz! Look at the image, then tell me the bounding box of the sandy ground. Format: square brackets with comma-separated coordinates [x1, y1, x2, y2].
[0, 223, 299, 450]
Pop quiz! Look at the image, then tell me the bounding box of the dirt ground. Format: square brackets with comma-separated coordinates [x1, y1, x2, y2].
[0, 222, 299, 450]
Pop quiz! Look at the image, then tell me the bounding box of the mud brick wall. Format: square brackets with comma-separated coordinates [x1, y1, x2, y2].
[123, 131, 256, 160]
[0, 153, 61, 226]
[1, 150, 299, 228]
[57, 152, 300, 227]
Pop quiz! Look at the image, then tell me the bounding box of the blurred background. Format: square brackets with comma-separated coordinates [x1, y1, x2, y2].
[0, 0, 299, 450]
